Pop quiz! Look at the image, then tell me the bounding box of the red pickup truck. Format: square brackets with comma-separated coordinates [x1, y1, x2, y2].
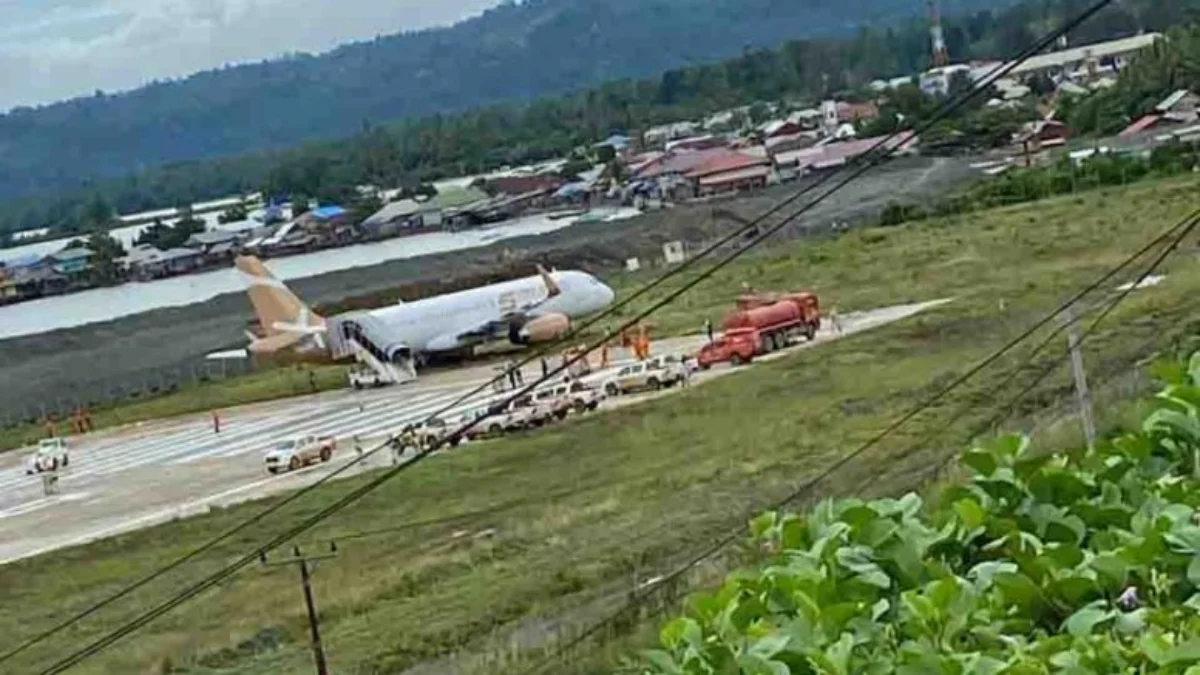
[696, 328, 760, 369]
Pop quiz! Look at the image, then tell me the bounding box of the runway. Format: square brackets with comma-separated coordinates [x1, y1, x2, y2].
[0, 299, 948, 564]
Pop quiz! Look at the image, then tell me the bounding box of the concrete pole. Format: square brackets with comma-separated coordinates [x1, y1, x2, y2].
[1065, 304, 1096, 451]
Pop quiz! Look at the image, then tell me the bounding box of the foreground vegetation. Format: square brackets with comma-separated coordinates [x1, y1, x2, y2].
[639, 354, 1200, 673]
[1, 176, 1199, 674]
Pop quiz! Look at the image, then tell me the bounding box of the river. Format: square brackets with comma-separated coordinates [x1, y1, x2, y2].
[0, 207, 640, 340]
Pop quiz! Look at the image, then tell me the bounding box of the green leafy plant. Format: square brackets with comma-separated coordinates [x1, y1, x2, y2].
[633, 352, 1200, 675]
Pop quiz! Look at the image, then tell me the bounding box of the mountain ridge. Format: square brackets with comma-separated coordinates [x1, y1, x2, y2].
[0, 0, 1002, 200]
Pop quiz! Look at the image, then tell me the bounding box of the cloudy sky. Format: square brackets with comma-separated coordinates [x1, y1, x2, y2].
[0, 0, 501, 110]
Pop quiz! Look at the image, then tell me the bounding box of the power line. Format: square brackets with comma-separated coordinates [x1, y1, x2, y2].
[512, 208, 1200, 675]
[17, 3, 1122, 670]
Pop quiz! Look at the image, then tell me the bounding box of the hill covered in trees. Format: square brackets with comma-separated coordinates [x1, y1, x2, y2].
[0, 0, 1009, 202]
[0, 0, 1193, 243]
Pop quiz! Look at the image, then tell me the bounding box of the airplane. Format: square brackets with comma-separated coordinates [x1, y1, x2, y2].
[230, 255, 615, 378]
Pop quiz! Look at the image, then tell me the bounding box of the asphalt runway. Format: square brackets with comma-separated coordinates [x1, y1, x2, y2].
[0, 299, 948, 564]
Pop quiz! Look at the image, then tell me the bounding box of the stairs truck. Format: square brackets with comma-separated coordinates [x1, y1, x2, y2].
[696, 292, 822, 367]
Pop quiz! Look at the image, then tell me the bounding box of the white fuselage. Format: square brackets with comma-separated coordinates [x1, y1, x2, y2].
[349, 270, 614, 354]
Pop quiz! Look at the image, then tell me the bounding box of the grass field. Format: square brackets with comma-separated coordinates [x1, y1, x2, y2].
[3, 175, 1200, 674]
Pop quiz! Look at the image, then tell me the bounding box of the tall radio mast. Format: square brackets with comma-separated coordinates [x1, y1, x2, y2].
[929, 0, 950, 68]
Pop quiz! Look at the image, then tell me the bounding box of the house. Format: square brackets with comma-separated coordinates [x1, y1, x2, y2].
[684, 150, 774, 196]
[1016, 119, 1071, 150]
[185, 229, 241, 256]
[2, 255, 67, 298]
[643, 121, 701, 148]
[361, 198, 445, 236]
[665, 135, 726, 153]
[482, 175, 563, 198]
[48, 247, 94, 276]
[759, 120, 804, 139]
[1156, 90, 1200, 124]
[1010, 33, 1163, 81]
[119, 245, 203, 279]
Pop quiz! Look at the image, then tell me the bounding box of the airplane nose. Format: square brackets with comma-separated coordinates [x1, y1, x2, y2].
[601, 284, 615, 307]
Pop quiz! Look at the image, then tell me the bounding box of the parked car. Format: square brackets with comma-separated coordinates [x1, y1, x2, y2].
[25, 438, 69, 475]
[535, 381, 605, 413]
[462, 402, 533, 441]
[413, 417, 463, 449]
[602, 357, 687, 396]
[265, 435, 336, 474]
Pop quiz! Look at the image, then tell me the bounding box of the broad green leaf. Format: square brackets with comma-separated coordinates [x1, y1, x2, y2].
[660, 617, 703, 651]
[993, 572, 1046, 616]
[750, 633, 792, 660]
[1062, 601, 1114, 637]
[750, 512, 778, 540]
[1114, 608, 1147, 634]
[737, 653, 790, 675]
[1166, 639, 1200, 665]
[953, 498, 987, 530]
[1188, 555, 1200, 587]
[962, 448, 999, 477]
[640, 649, 683, 674]
[968, 561, 1018, 590]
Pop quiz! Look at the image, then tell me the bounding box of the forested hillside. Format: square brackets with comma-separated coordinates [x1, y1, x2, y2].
[0, 0, 1191, 242]
[0, 0, 1006, 201]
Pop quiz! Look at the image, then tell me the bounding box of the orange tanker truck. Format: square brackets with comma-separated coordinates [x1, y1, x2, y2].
[696, 292, 821, 368]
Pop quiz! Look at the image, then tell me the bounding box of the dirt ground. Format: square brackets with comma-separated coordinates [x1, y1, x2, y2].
[0, 156, 979, 421]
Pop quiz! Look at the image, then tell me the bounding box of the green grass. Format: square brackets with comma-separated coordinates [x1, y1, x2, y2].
[3, 176, 1200, 674]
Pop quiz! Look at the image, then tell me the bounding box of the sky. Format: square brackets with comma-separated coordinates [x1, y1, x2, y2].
[0, 0, 502, 110]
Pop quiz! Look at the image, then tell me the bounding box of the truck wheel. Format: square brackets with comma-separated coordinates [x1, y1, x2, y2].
[288, 456, 302, 471]
[489, 424, 503, 435]
[319, 447, 332, 462]
[730, 355, 744, 367]
[556, 409, 568, 420]
[806, 323, 818, 341]
[62, 456, 69, 468]
[587, 401, 599, 411]
[50, 458, 58, 471]
[353, 382, 363, 391]
[605, 383, 619, 397]
[268, 467, 280, 475]
[648, 377, 661, 390]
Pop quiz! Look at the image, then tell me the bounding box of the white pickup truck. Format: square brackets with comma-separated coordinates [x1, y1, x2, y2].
[265, 435, 336, 474]
[25, 438, 69, 475]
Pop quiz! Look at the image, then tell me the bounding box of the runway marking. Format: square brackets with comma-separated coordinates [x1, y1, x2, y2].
[0, 492, 90, 521]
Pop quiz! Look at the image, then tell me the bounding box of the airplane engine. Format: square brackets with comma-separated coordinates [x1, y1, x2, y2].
[511, 313, 571, 345]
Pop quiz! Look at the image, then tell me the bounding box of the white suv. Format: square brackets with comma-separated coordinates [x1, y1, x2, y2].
[601, 356, 687, 396]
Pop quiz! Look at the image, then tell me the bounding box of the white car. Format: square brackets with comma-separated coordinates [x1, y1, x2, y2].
[535, 381, 605, 414]
[264, 435, 336, 474]
[25, 438, 69, 475]
[348, 366, 388, 390]
[600, 356, 688, 397]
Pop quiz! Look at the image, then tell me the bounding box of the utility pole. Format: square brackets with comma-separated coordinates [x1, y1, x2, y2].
[260, 543, 338, 675]
[1064, 304, 1097, 450]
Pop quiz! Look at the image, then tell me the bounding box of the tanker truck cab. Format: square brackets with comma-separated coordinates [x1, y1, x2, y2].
[25, 438, 69, 475]
[696, 328, 759, 369]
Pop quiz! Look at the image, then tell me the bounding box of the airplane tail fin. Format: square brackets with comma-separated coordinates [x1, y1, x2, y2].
[234, 256, 322, 337]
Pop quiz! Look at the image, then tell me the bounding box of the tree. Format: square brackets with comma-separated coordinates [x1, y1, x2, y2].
[85, 232, 127, 284]
[218, 203, 249, 224]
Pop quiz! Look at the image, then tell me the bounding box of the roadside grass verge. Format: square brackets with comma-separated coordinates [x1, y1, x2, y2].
[1, 175, 1199, 674]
